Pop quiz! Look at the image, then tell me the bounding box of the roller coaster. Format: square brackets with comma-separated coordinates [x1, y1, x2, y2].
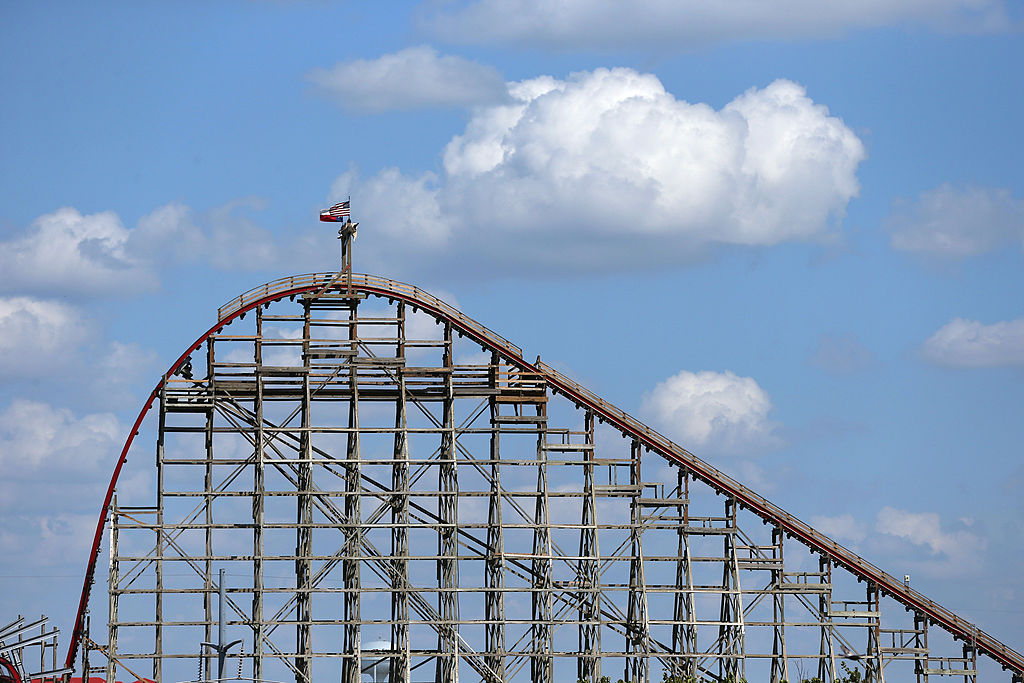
[59, 268, 1023, 683]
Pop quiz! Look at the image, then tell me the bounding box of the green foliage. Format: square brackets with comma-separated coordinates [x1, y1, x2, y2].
[798, 662, 867, 683]
[660, 674, 700, 683]
[836, 662, 864, 683]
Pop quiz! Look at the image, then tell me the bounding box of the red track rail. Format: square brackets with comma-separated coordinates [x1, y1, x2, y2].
[66, 273, 1024, 677]
[0, 657, 22, 683]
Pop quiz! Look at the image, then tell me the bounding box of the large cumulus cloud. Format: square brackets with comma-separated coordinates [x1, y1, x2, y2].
[641, 369, 782, 456]
[337, 68, 866, 275]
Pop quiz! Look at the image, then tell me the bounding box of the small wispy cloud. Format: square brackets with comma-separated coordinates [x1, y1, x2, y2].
[887, 183, 1024, 260]
[421, 0, 1017, 50]
[875, 506, 986, 576]
[308, 46, 508, 112]
[922, 317, 1024, 368]
[812, 513, 868, 544]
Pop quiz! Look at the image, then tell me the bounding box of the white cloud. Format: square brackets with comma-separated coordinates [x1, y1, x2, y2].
[201, 198, 315, 270]
[330, 167, 453, 248]
[887, 184, 1024, 259]
[342, 69, 866, 275]
[0, 398, 146, 584]
[0, 512, 97, 567]
[127, 200, 205, 261]
[129, 197, 296, 271]
[0, 297, 93, 376]
[308, 46, 508, 112]
[0, 207, 157, 296]
[422, 0, 1013, 49]
[876, 506, 985, 566]
[922, 317, 1024, 367]
[811, 513, 868, 543]
[444, 72, 862, 244]
[0, 298, 157, 405]
[0, 400, 121, 471]
[0, 201, 324, 299]
[807, 508, 990, 579]
[89, 341, 161, 405]
[641, 369, 781, 455]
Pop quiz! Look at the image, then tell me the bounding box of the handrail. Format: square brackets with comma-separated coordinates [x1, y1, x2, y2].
[217, 272, 523, 358]
[67, 273, 1023, 677]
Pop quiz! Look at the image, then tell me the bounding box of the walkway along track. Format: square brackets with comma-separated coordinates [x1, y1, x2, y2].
[66, 272, 1024, 677]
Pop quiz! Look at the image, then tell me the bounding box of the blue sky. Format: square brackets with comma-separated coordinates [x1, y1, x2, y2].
[1, 0, 1023, 670]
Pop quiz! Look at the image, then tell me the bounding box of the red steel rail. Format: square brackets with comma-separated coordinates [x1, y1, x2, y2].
[66, 273, 1024, 677]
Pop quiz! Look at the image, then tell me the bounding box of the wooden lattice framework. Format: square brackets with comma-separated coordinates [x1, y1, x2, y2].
[67, 273, 1024, 683]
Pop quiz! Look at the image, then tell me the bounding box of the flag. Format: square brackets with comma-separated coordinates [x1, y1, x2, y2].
[320, 200, 350, 222]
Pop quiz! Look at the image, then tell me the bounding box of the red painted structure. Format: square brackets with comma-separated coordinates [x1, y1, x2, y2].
[0, 657, 22, 683]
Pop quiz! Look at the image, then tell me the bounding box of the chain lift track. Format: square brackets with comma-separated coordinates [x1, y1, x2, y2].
[65, 272, 1024, 682]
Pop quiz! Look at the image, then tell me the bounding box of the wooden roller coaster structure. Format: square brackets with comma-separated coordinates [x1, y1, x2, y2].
[65, 271, 1024, 683]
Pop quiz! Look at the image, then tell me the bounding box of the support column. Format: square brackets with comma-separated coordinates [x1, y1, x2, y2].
[962, 642, 977, 683]
[866, 582, 885, 683]
[718, 497, 743, 682]
[625, 440, 650, 683]
[531, 400, 553, 683]
[672, 470, 697, 680]
[295, 301, 314, 683]
[390, 302, 411, 683]
[342, 300, 362, 683]
[770, 526, 789, 683]
[105, 499, 119, 683]
[204, 338, 215, 682]
[818, 557, 836, 683]
[484, 352, 506, 683]
[578, 411, 601, 683]
[435, 321, 459, 683]
[252, 307, 266, 682]
[154, 384, 166, 683]
[915, 612, 929, 683]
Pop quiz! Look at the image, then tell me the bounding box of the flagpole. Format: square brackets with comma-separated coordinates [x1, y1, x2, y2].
[345, 196, 352, 296]
[320, 199, 356, 298]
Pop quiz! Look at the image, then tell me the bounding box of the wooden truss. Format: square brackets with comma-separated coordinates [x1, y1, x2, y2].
[86, 275, 1023, 683]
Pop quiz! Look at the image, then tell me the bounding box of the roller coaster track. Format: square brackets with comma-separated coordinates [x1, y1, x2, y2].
[66, 272, 1024, 678]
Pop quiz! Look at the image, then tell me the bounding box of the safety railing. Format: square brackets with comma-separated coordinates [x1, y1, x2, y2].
[213, 272, 1023, 674]
[217, 272, 523, 358]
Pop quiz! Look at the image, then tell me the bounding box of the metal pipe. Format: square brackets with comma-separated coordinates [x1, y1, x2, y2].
[202, 568, 241, 682]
